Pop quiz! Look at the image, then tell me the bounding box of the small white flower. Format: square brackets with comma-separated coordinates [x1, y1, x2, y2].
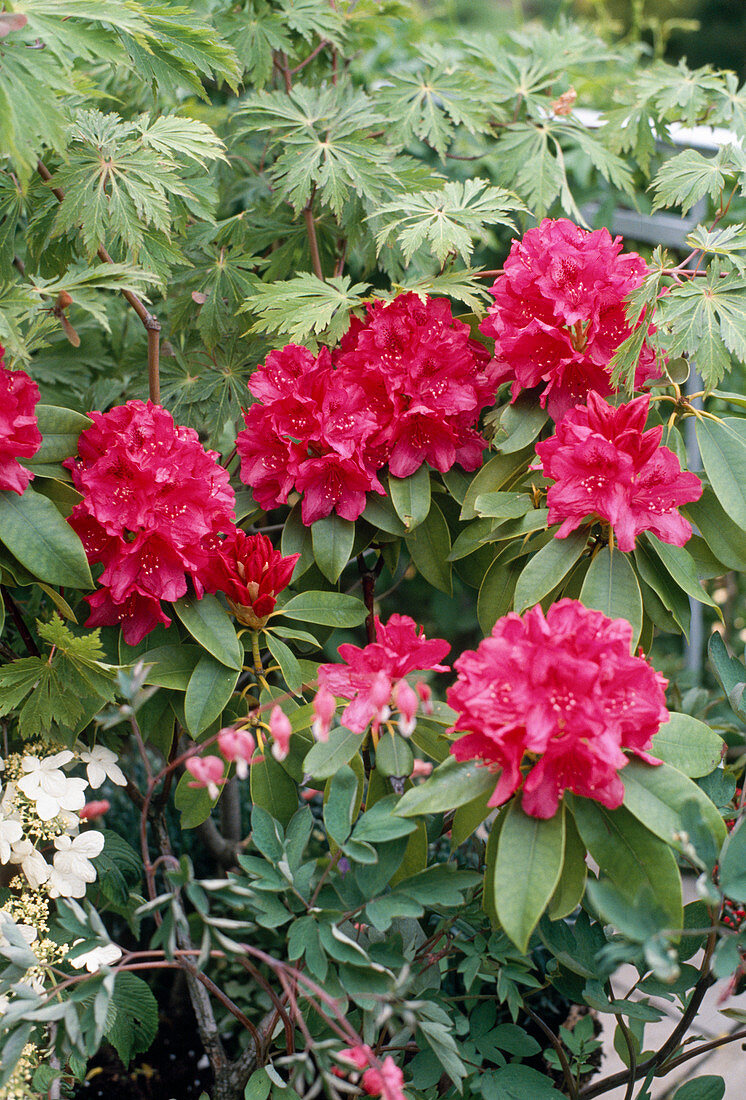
[9, 839, 50, 889]
[78, 745, 126, 789]
[47, 831, 104, 899]
[68, 941, 122, 972]
[17, 753, 86, 821]
[0, 817, 22, 863]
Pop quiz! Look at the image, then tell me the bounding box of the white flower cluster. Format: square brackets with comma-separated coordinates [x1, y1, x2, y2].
[0, 743, 124, 899]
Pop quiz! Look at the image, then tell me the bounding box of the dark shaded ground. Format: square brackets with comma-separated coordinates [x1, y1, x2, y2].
[73, 1013, 213, 1099]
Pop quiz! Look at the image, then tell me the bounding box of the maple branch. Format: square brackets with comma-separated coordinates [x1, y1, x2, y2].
[36, 159, 161, 403]
[304, 192, 325, 281]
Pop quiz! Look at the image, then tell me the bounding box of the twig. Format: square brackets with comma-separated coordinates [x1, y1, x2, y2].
[524, 1004, 578, 1100]
[658, 1025, 746, 1073]
[36, 159, 161, 403]
[304, 197, 324, 281]
[1, 587, 40, 656]
[579, 931, 717, 1098]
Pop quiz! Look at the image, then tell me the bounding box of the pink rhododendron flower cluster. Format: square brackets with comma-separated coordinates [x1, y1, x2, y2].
[237, 293, 498, 525]
[535, 392, 703, 551]
[480, 218, 660, 420]
[66, 400, 235, 645]
[0, 342, 42, 496]
[314, 614, 450, 739]
[448, 599, 668, 818]
[201, 529, 300, 629]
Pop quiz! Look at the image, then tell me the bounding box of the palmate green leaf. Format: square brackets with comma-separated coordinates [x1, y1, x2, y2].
[49, 109, 224, 263]
[380, 58, 494, 159]
[687, 224, 746, 272]
[277, 0, 346, 47]
[374, 180, 522, 266]
[651, 144, 746, 214]
[396, 268, 492, 312]
[493, 124, 569, 220]
[242, 274, 370, 343]
[241, 83, 394, 215]
[655, 265, 746, 390]
[117, 3, 240, 97]
[217, 2, 291, 86]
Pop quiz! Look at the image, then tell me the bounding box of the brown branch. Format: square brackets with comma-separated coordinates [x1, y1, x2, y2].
[36, 159, 161, 403]
[290, 40, 329, 74]
[1, 587, 40, 656]
[659, 1026, 746, 1073]
[579, 931, 717, 1099]
[524, 1005, 578, 1100]
[304, 199, 324, 281]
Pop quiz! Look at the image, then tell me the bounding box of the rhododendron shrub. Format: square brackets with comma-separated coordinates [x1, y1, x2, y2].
[535, 392, 703, 550]
[480, 219, 660, 419]
[0, 342, 42, 496]
[3, 8, 746, 1100]
[237, 293, 497, 524]
[447, 599, 668, 818]
[65, 400, 235, 644]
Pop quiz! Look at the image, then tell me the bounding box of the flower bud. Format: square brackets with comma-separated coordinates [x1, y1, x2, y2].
[269, 706, 292, 762]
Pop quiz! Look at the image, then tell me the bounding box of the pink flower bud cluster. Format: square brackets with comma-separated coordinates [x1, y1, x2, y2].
[236, 293, 499, 525]
[66, 400, 236, 645]
[448, 599, 669, 819]
[0, 342, 42, 496]
[312, 614, 448, 741]
[480, 218, 660, 420]
[535, 392, 703, 551]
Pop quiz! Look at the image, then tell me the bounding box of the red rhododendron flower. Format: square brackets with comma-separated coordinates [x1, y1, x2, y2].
[66, 400, 235, 645]
[236, 294, 497, 525]
[201, 529, 299, 628]
[480, 219, 660, 420]
[316, 614, 450, 736]
[448, 599, 668, 818]
[535, 392, 702, 551]
[335, 293, 498, 478]
[0, 343, 42, 496]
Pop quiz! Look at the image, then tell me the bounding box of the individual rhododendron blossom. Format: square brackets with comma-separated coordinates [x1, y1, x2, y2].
[535, 392, 703, 551]
[65, 400, 235, 645]
[236, 293, 497, 525]
[186, 755, 225, 801]
[269, 705, 292, 761]
[202, 529, 300, 629]
[316, 614, 450, 737]
[480, 219, 660, 420]
[0, 343, 42, 496]
[217, 727, 257, 780]
[447, 600, 668, 818]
